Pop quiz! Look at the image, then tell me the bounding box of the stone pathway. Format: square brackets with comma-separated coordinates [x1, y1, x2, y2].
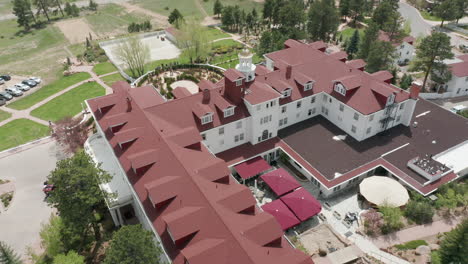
[371, 217, 462, 249]
[0, 66, 115, 127]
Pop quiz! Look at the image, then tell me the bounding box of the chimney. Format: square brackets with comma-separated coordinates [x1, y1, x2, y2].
[224, 76, 244, 105]
[202, 89, 210, 104]
[126, 97, 132, 112]
[285, 65, 292, 80]
[410, 81, 421, 100]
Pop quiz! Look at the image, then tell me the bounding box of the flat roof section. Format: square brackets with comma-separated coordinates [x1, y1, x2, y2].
[279, 99, 468, 185]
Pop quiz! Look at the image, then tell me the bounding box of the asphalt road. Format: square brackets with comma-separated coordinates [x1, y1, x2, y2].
[398, 1, 432, 37]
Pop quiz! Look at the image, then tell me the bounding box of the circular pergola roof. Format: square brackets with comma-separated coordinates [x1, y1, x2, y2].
[359, 176, 409, 207]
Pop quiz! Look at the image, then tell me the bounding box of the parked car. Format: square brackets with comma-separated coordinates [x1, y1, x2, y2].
[0, 98, 5, 106]
[14, 83, 30, 91]
[5, 87, 23, 96]
[29, 77, 41, 84]
[0, 78, 4, 85]
[0, 75, 11, 81]
[0, 91, 13, 100]
[22, 79, 37, 87]
[450, 105, 467, 114]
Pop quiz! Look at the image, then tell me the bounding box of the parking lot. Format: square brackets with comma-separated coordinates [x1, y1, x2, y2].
[0, 75, 43, 106]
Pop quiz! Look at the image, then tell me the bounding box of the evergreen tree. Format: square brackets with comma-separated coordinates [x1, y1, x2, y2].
[371, 0, 398, 28]
[168, 8, 184, 28]
[346, 29, 360, 56]
[439, 218, 468, 263]
[366, 41, 395, 73]
[103, 225, 163, 264]
[399, 74, 413, 90]
[412, 32, 453, 91]
[12, 0, 35, 31]
[358, 21, 379, 59]
[307, 0, 340, 41]
[382, 11, 405, 43]
[0, 241, 22, 264]
[221, 6, 235, 30]
[348, 0, 365, 24]
[213, 0, 223, 18]
[454, 0, 467, 24]
[340, 0, 350, 18]
[33, 0, 50, 21]
[88, 0, 98, 11]
[433, 0, 459, 27]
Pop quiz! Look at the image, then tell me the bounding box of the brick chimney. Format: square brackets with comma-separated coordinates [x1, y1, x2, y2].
[410, 81, 421, 100]
[224, 78, 244, 105]
[285, 65, 292, 80]
[126, 97, 132, 112]
[202, 89, 210, 104]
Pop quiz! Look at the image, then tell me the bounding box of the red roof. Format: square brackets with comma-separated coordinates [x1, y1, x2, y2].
[346, 59, 366, 70]
[260, 168, 301, 196]
[378, 31, 415, 46]
[449, 55, 468, 77]
[172, 87, 192, 99]
[280, 188, 322, 221]
[87, 84, 313, 264]
[262, 199, 301, 231]
[234, 156, 272, 179]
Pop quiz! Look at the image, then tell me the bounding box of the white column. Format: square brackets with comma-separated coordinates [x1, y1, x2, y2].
[116, 207, 125, 226]
[110, 208, 120, 227]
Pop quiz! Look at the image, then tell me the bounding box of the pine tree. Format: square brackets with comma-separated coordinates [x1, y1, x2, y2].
[346, 29, 360, 56]
[214, 0, 223, 18]
[340, 0, 350, 18]
[0, 241, 22, 264]
[366, 41, 395, 73]
[439, 218, 468, 263]
[168, 8, 184, 28]
[358, 21, 379, 59]
[433, 0, 458, 27]
[307, 0, 340, 41]
[12, 0, 35, 31]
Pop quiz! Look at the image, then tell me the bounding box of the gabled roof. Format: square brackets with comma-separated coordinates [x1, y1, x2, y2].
[181, 239, 228, 264]
[449, 55, 468, 77]
[243, 81, 281, 105]
[163, 206, 205, 241]
[127, 149, 158, 171]
[346, 59, 366, 70]
[378, 31, 415, 46]
[336, 75, 361, 91]
[225, 69, 245, 81]
[370, 70, 393, 83]
[172, 87, 193, 99]
[192, 103, 213, 118]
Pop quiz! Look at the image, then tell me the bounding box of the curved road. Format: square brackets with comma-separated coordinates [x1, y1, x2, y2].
[398, 1, 432, 37]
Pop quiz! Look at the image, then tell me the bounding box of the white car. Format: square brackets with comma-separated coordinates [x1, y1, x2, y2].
[0, 78, 4, 85]
[5, 87, 23, 96]
[14, 83, 30, 91]
[450, 105, 467, 114]
[29, 77, 41, 84]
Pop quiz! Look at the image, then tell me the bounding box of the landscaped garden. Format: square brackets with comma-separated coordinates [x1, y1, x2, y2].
[7, 72, 91, 110]
[31, 82, 105, 122]
[0, 119, 50, 151]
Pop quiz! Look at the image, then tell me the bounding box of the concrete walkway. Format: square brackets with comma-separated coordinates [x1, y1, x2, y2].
[0, 66, 115, 127]
[371, 217, 462, 248]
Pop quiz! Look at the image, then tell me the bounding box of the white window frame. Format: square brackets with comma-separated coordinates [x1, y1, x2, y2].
[354, 112, 359, 121]
[311, 96, 315, 104]
[304, 81, 314, 91]
[236, 121, 242, 129]
[297, 101, 302, 108]
[201, 114, 213, 125]
[334, 83, 346, 96]
[351, 125, 357, 133]
[219, 127, 224, 135]
[223, 106, 235, 118]
[399, 102, 405, 110]
[281, 106, 286, 113]
[339, 104, 344, 112]
[240, 133, 244, 140]
[235, 79, 242, 86]
[366, 127, 371, 134]
[282, 88, 292, 98]
[369, 114, 374, 122]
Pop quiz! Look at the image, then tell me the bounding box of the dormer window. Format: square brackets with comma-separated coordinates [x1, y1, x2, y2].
[282, 88, 292, 98]
[224, 106, 235, 118]
[304, 81, 314, 91]
[235, 79, 242, 86]
[201, 113, 213, 125]
[334, 83, 346, 96]
[386, 94, 395, 106]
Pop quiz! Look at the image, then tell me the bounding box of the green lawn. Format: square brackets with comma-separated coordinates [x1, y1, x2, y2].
[135, 0, 203, 19]
[0, 0, 12, 15]
[338, 27, 365, 41]
[395, 240, 428, 250]
[8, 72, 91, 110]
[0, 19, 68, 82]
[201, 0, 263, 16]
[31, 82, 105, 122]
[68, 43, 87, 57]
[206, 27, 231, 41]
[0, 119, 50, 151]
[420, 11, 442, 22]
[0, 110, 12, 122]
[212, 39, 243, 49]
[85, 4, 152, 35]
[93, 62, 118, 75]
[101, 73, 127, 87]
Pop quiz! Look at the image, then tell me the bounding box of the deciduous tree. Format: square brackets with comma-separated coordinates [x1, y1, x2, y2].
[177, 21, 211, 63]
[52, 251, 84, 264]
[117, 36, 150, 78]
[52, 116, 88, 154]
[412, 32, 453, 91]
[103, 225, 163, 264]
[439, 218, 468, 263]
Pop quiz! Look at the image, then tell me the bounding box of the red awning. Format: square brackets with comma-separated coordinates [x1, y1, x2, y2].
[280, 188, 321, 221]
[234, 156, 271, 180]
[262, 199, 300, 231]
[260, 168, 301, 196]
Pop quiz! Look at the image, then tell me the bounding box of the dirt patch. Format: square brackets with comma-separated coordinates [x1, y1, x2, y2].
[117, 2, 169, 27]
[56, 18, 97, 44]
[299, 224, 348, 256]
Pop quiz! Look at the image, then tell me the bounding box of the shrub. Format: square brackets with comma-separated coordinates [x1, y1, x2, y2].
[404, 200, 434, 224]
[362, 209, 384, 236]
[0, 192, 13, 208]
[379, 206, 404, 234]
[395, 240, 428, 250]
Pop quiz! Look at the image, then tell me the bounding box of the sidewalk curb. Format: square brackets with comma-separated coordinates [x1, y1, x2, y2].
[0, 136, 53, 160]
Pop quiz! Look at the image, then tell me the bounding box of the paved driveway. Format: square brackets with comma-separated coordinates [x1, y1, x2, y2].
[0, 139, 64, 260]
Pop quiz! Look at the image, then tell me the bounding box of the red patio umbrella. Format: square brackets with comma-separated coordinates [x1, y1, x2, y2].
[262, 199, 300, 231]
[280, 188, 321, 221]
[234, 156, 271, 180]
[260, 168, 301, 196]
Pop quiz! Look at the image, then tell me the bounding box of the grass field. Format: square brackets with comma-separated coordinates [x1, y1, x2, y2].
[101, 73, 127, 87]
[134, 0, 203, 19]
[0, 110, 12, 122]
[0, 0, 12, 15]
[93, 62, 118, 75]
[212, 39, 243, 48]
[31, 82, 105, 122]
[420, 11, 442, 22]
[85, 4, 152, 36]
[201, 0, 263, 16]
[0, 19, 69, 82]
[206, 27, 231, 41]
[338, 27, 365, 41]
[7, 72, 91, 110]
[0, 119, 50, 151]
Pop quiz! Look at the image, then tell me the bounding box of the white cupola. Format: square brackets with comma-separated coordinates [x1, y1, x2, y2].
[235, 48, 256, 82]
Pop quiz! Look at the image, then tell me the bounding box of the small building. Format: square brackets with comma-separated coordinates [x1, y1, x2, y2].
[378, 31, 416, 65]
[438, 55, 468, 97]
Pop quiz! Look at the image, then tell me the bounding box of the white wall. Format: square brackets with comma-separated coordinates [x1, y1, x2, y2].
[247, 98, 281, 145]
[202, 117, 251, 154]
[444, 75, 468, 97]
[395, 42, 414, 65]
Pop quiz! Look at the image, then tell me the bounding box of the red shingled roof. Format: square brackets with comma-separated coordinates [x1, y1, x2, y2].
[87, 83, 313, 264]
[378, 31, 415, 46]
[449, 55, 468, 77]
